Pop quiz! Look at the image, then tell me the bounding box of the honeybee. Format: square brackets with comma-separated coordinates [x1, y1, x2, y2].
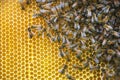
[58, 64, 67, 74]
[40, 9, 50, 14]
[112, 31, 120, 38]
[62, 36, 67, 44]
[114, 0, 120, 7]
[96, 53, 103, 58]
[72, 64, 83, 70]
[41, 2, 53, 10]
[27, 27, 34, 39]
[94, 57, 99, 64]
[102, 5, 110, 13]
[74, 22, 80, 30]
[19, 0, 25, 10]
[103, 24, 113, 31]
[58, 49, 65, 58]
[76, 52, 82, 60]
[90, 36, 96, 43]
[83, 59, 89, 68]
[26, 0, 31, 4]
[102, 39, 107, 46]
[72, 1, 78, 8]
[87, 7, 92, 17]
[66, 73, 74, 80]
[106, 55, 112, 62]
[89, 63, 100, 71]
[107, 49, 116, 55]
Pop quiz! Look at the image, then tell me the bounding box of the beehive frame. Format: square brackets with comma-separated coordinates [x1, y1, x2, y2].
[0, 0, 116, 80]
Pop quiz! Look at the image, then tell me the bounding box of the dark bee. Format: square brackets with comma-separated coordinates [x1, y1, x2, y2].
[27, 27, 34, 39]
[58, 49, 65, 58]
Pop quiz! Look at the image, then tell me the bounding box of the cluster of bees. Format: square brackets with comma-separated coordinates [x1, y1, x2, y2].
[19, 0, 120, 80]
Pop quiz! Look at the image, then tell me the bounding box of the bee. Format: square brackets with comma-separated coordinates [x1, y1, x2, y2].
[74, 22, 80, 30]
[112, 31, 120, 38]
[32, 12, 43, 18]
[107, 49, 116, 55]
[75, 15, 80, 22]
[41, 2, 53, 10]
[89, 63, 95, 70]
[46, 33, 56, 42]
[72, 31, 77, 38]
[102, 5, 110, 13]
[58, 49, 65, 58]
[57, 34, 61, 43]
[54, 24, 59, 31]
[101, 69, 108, 80]
[69, 43, 78, 49]
[72, 64, 83, 70]
[27, 27, 34, 39]
[103, 24, 113, 31]
[62, 36, 67, 44]
[19, 0, 25, 10]
[107, 40, 115, 45]
[87, 7, 92, 17]
[76, 52, 82, 60]
[103, 16, 109, 23]
[81, 32, 86, 38]
[82, 0, 87, 5]
[116, 50, 120, 56]
[31, 25, 43, 31]
[51, 7, 58, 15]
[36, 0, 44, 3]
[114, 0, 120, 7]
[81, 44, 86, 49]
[96, 53, 103, 58]
[26, 0, 31, 5]
[90, 36, 96, 43]
[83, 59, 89, 68]
[96, 4, 104, 9]
[51, 2, 69, 14]
[106, 55, 112, 62]
[72, 1, 78, 8]
[40, 9, 50, 14]
[36, 0, 53, 3]
[88, 24, 95, 31]
[94, 57, 99, 64]
[58, 64, 67, 74]
[66, 55, 71, 62]
[89, 63, 100, 71]
[102, 39, 107, 46]
[92, 13, 98, 22]
[64, 51, 71, 62]
[66, 73, 74, 80]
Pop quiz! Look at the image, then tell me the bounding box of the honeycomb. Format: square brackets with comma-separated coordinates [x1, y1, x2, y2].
[0, 0, 115, 80]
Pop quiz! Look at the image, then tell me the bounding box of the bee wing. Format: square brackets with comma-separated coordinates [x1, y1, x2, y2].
[40, 9, 50, 14]
[87, 8, 92, 17]
[41, 2, 53, 10]
[106, 55, 112, 62]
[102, 39, 107, 46]
[94, 57, 99, 64]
